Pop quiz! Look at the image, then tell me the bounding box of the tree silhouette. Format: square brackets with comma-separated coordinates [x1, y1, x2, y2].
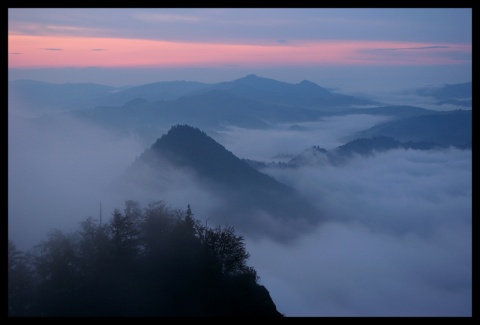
[8, 200, 283, 316]
[8, 241, 36, 316]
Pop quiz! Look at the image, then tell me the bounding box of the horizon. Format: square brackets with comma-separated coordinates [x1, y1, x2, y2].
[7, 72, 473, 101]
[8, 8, 472, 93]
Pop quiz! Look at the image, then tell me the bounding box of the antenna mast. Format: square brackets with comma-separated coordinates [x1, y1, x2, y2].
[99, 202, 102, 228]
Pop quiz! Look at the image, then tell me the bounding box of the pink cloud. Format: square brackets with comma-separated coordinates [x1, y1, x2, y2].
[8, 35, 471, 68]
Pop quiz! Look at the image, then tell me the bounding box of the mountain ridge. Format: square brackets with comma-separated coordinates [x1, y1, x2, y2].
[243, 131, 469, 171]
[355, 109, 472, 149]
[9, 74, 381, 116]
[120, 124, 322, 242]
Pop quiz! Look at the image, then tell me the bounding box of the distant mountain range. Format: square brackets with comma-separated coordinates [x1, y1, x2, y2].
[243, 109, 471, 170]
[250, 107, 471, 171]
[11, 74, 471, 160]
[118, 125, 322, 242]
[10, 76, 472, 118]
[8, 79, 115, 115]
[10, 75, 472, 148]
[245, 132, 467, 170]
[414, 81, 472, 100]
[9, 74, 380, 115]
[354, 109, 471, 149]
[193, 74, 379, 109]
[404, 81, 472, 108]
[290, 136, 449, 167]
[11, 74, 401, 145]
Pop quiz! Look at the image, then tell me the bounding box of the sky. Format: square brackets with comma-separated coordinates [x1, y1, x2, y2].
[8, 8, 472, 92]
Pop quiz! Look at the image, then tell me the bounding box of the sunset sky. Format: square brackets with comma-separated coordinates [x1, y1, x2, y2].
[8, 8, 472, 92]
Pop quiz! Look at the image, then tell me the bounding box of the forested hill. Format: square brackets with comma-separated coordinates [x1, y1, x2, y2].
[149, 124, 291, 191]
[122, 125, 322, 241]
[8, 202, 284, 317]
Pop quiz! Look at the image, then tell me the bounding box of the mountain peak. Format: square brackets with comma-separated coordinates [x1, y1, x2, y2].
[299, 80, 315, 85]
[229, 74, 297, 94]
[161, 123, 201, 136]
[295, 79, 330, 94]
[154, 124, 210, 149]
[149, 124, 283, 189]
[233, 74, 276, 84]
[123, 124, 321, 241]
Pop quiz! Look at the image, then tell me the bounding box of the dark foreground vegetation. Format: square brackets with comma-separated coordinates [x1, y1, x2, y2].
[8, 201, 283, 317]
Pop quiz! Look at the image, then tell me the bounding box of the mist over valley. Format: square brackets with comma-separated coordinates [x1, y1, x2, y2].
[8, 75, 471, 316]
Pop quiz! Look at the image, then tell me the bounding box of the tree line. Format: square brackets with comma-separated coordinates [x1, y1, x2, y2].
[8, 200, 283, 317]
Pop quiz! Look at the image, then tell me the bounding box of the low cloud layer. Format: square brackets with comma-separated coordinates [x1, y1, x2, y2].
[8, 110, 471, 316]
[212, 115, 393, 162]
[8, 112, 146, 250]
[246, 147, 471, 316]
